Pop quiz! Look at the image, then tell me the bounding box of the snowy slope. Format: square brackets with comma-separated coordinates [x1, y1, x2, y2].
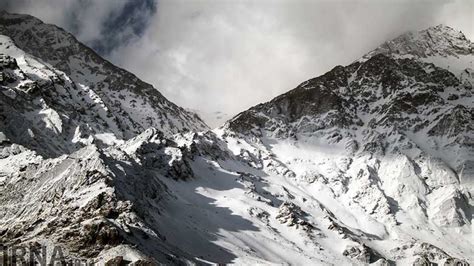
[0, 12, 472, 266]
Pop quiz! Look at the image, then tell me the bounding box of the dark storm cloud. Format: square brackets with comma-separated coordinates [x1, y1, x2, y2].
[90, 0, 156, 54]
[2, 0, 157, 55]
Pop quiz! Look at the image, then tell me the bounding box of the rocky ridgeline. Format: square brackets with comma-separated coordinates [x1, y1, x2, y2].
[227, 53, 471, 140]
[363, 24, 473, 59]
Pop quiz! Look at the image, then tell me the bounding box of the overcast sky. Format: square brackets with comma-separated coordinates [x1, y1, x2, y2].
[3, 0, 473, 127]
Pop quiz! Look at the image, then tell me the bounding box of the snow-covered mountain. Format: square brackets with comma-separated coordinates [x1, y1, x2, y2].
[0, 11, 472, 265]
[0, 11, 208, 158]
[222, 24, 473, 264]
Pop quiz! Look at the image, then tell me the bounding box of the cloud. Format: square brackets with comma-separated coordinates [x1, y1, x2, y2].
[3, 0, 473, 127]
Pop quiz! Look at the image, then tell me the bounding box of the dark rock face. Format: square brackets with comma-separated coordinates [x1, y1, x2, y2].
[428, 105, 474, 137]
[105, 256, 133, 266]
[228, 64, 356, 135]
[342, 244, 387, 264]
[276, 202, 315, 231]
[227, 52, 471, 142]
[227, 24, 473, 142]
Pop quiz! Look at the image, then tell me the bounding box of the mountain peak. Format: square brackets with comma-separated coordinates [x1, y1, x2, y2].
[363, 24, 472, 60]
[425, 23, 465, 36]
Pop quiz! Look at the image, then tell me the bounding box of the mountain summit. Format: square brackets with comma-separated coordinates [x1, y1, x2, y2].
[0, 12, 472, 265]
[364, 24, 472, 60]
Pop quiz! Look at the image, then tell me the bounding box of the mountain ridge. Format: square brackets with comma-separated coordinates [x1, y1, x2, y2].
[362, 24, 473, 60]
[0, 11, 208, 157]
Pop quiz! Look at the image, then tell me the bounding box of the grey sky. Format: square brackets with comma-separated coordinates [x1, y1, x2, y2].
[2, 0, 473, 127]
